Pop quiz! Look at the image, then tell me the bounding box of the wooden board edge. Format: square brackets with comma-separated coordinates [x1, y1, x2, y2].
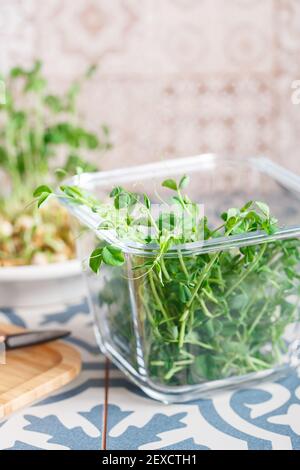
[0, 341, 81, 419]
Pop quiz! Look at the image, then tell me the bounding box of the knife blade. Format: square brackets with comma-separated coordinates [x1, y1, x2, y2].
[1, 330, 70, 350]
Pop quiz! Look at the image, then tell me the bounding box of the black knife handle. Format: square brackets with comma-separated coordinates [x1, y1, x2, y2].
[5, 330, 70, 350]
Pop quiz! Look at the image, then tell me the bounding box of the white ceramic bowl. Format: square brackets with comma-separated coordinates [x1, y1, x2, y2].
[0, 260, 86, 308]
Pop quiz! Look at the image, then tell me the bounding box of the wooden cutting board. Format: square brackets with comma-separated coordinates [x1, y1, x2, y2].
[0, 323, 81, 419]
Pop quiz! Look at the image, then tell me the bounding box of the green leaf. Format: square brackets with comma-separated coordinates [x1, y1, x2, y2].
[33, 185, 52, 197]
[255, 201, 270, 218]
[227, 208, 239, 219]
[223, 341, 248, 355]
[204, 318, 223, 338]
[194, 355, 208, 378]
[114, 192, 131, 209]
[222, 324, 238, 336]
[55, 168, 68, 179]
[63, 154, 98, 175]
[25, 77, 47, 93]
[110, 186, 123, 198]
[179, 175, 190, 190]
[226, 216, 238, 230]
[89, 247, 103, 273]
[0, 146, 8, 164]
[37, 192, 52, 208]
[171, 195, 185, 208]
[10, 66, 25, 78]
[85, 133, 99, 149]
[179, 283, 192, 303]
[102, 246, 125, 266]
[162, 179, 178, 191]
[60, 185, 84, 200]
[230, 293, 248, 310]
[44, 94, 63, 113]
[241, 201, 253, 212]
[240, 246, 256, 263]
[143, 194, 151, 209]
[98, 221, 114, 230]
[155, 262, 163, 284]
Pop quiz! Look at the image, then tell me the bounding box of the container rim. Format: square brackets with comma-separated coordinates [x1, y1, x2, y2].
[58, 154, 300, 256]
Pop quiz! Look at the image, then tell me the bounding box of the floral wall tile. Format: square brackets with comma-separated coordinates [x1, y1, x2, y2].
[0, 0, 299, 172]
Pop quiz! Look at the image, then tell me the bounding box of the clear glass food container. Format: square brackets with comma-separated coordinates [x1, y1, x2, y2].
[62, 155, 300, 403]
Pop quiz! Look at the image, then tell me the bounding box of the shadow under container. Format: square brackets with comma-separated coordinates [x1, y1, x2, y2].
[63, 155, 300, 403]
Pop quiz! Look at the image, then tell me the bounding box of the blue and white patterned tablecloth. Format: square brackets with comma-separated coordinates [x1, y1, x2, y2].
[0, 299, 300, 450]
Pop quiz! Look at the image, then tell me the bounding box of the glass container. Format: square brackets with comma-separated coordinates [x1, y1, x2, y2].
[62, 155, 300, 403]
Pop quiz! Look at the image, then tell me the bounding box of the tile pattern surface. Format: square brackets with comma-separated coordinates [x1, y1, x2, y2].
[0, 1, 299, 171]
[0, 300, 299, 450]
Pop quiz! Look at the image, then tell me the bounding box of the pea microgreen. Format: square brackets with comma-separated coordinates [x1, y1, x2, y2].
[35, 174, 300, 385]
[0, 61, 112, 204]
[0, 60, 112, 266]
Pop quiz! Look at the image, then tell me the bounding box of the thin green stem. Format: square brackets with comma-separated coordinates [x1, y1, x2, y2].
[225, 244, 267, 298]
[178, 249, 189, 278]
[247, 300, 270, 337]
[148, 271, 170, 323]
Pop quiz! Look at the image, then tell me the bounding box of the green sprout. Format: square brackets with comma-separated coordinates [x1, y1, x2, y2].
[0, 60, 112, 266]
[35, 175, 300, 385]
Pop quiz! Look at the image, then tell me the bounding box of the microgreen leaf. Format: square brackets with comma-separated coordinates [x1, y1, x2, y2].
[89, 247, 103, 274]
[143, 194, 151, 209]
[110, 186, 123, 198]
[37, 192, 52, 208]
[55, 168, 68, 179]
[60, 185, 84, 199]
[255, 201, 270, 218]
[241, 201, 253, 212]
[227, 208, 239, 219]
[162, 179, 178, 191]
[179, 175, 190, 190]
[194, 355, 209, 377]
[171, 195, 184, 208]
[102, 245, 125, 266]
[98, 221, 114, 230]
[179, 283, 192, 303]
[114, 193, 131, 209]
[33, 185, 52, 197]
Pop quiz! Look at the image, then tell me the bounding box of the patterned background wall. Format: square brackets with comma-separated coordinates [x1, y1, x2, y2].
[0, 0, 300, 172]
